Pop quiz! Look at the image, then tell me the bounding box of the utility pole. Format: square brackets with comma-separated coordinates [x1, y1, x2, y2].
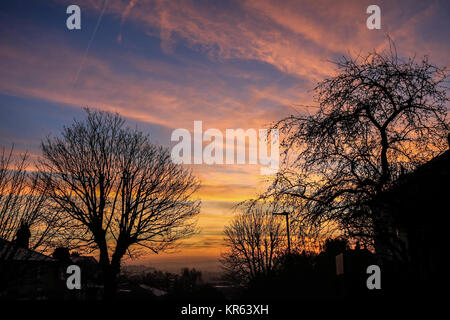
[273, 211, 291, 255]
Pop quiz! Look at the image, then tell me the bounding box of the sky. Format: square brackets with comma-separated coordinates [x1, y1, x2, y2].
[1, 0, 449, 272]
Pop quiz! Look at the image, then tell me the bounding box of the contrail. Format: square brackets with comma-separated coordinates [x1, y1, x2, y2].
[69, 0, 109, 95]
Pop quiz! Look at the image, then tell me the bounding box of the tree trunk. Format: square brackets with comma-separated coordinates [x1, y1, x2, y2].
[102, 240, 127, 300]
[103, 266, 118, 300]
[94, 231, 119, 300]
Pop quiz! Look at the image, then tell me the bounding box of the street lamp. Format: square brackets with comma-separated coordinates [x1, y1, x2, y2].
[273, 211, 291, 255]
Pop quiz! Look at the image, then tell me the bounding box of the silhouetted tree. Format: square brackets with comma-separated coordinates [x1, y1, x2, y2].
[265, 42, 449, 257]
[220, 201, 285, 285]
[0, 146, 61, 258]
[39, 109, 200, 299]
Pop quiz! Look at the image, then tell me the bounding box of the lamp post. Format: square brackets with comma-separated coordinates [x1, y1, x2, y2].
[273, 211, 291, 255]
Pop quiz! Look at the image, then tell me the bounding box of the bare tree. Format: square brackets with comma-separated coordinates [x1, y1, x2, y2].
[0, 145, 66, 296]
[220, 201, 285, 284]
[0, 146, 60, 258]
[39, 109, 200, 299]
[265, 43, 449, 258]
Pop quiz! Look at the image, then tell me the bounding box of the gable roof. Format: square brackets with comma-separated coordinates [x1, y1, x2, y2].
[378, 149, 449, 226]
[70, 255, 98, 265]
[0, 238, 55, 262]
[388, 149, 449, 196]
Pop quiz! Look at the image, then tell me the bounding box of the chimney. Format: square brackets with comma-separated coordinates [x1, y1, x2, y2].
[14, 222, 31, 248]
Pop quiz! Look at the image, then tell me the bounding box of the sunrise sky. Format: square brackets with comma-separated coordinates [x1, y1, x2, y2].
[1, 0, 449, 272]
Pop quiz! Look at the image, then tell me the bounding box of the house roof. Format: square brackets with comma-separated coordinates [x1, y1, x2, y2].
[389, 149, 449, 195]
[70, 255, 98, 265]
[379, 149, 449, 225]
[0, 238, 55, 262]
